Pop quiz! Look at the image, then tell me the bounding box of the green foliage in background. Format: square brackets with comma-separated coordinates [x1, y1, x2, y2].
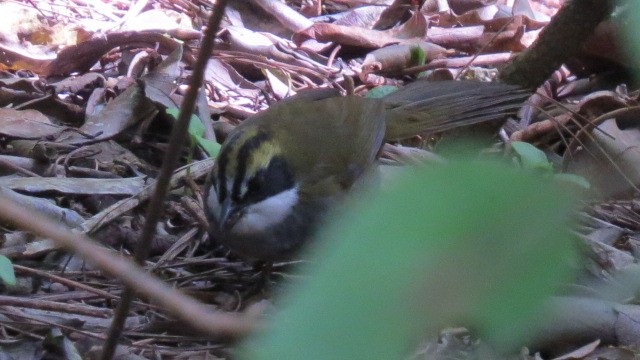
[239, 159, 579, 360]
[0, 254, 16, 286]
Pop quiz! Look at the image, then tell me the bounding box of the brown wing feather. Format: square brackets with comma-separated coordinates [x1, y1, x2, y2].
[383, 80, 530, 140]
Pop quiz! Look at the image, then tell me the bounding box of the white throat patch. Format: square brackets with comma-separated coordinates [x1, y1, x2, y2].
[233, 186, 299, 235]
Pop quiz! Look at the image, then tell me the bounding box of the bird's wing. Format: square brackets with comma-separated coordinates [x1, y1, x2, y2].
[265, 94, 387, 193]
[383, 80, 530, 140]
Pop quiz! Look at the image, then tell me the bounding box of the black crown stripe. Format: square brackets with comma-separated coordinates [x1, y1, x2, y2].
[232, 131, 270, 201]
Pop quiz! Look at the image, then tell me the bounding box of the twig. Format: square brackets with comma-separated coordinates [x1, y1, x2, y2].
[1, 305, 108, 341]
[0, 194, 256, 337]
[0, 295, 112, 318]
[455, 17, 515, 80]
[82, 158, 214, 234]
[402, 53, 515, 75]
[13, 264, 120, 302]
[0, 156, 41, 177]
[101, 1, 233, 359]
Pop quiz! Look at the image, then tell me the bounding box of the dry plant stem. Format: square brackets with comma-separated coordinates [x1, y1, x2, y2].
[2, 305, 108, 341]
[13, 264, 120, 302]
[83, 158, 214, 234]
[402, 53, 514, 75]
[0, 295, 112, 317]
[327, 45, 341, 67]
[102, 1, 233, 358]
[0, 157, 41, 177]
[0, 197, 255, 335]
[500, 0, 613, 89]
[2, 322, 44, 341]
[15, 263, 161, 312]
[565, 108, 640, 193]
[455, 17, 514, 81]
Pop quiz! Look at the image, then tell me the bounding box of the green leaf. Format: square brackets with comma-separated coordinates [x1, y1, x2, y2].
[0, 255, 16, 286]
[511, 141, 553, 171]
[240, 159, 578, 360]
[194, 136, 221, 157]
[167, 107, 220, 157]
[410, 45, 427, 66]
[366, 85, 399, 98]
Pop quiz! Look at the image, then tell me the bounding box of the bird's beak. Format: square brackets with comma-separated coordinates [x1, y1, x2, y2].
[218, 197, 240, 233]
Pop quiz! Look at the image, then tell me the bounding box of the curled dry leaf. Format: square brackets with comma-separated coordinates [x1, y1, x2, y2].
[63, 81, 157, 146]
[436, 6, 549, 29]
[333, 6, 387, 28]
[293, 11, 428, 49]
[425, 25, 485, 49]
[226, 26, 334, 72]
[0, 43, 54, 74]
[361, 42, 454, 80]
[427, 16, 546, 53]
[205, 58, 262, 99]
[44, 31, 188, 77]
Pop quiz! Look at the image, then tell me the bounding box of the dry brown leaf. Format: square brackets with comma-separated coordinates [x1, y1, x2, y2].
[294, 12, 427, 48]
[0, 108, 61, 139]
[361, 42, 454, 79]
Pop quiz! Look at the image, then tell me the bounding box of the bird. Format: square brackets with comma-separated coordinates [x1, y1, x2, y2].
[204, 80, 530, 261]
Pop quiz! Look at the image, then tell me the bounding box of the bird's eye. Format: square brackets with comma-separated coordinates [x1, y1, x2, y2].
[242, 157, 294, 204]
[245, 176, 262, 200]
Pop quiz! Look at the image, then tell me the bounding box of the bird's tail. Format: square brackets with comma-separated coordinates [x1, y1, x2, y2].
[382, 80, 531, 141]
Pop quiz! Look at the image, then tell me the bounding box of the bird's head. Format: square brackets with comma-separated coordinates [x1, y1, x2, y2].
[205, 127, 299, 238]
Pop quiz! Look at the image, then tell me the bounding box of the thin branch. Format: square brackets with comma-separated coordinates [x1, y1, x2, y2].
[102, 0, 233, 358]
[0, 195, 256, 336]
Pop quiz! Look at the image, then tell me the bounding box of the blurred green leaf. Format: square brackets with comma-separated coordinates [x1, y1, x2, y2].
[240, 160, 578, 360]
[511, 141, 553, 171]
[0, 255, 16, 286]
[167, 107, 220, 157]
